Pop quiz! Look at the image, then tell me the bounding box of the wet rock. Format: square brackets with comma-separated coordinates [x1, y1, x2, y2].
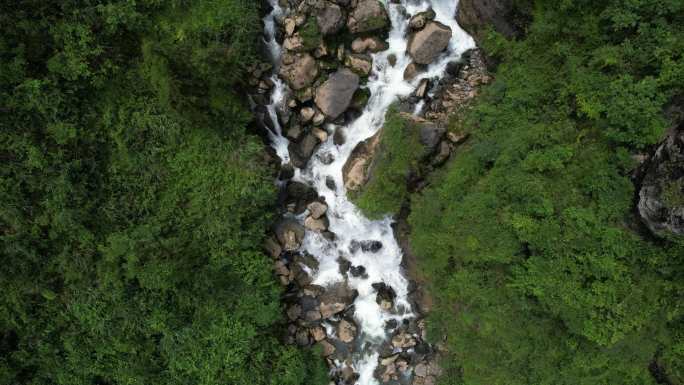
[391, 331, 417, 349]
[342, 130, 382, 191]
[326, 176, 337, 191]
[279, 53, 319, 90]
[345, 53, 373, 76]
[313, 127, 329, 142]
[373, 282, 397, 310]
[338, 319, 357, 343]
[409, 8, 436, 30]
[415, 78, 430, 99]
[286, 123, 303, 141]
[315, 68, 360, 120]
[347, 0, 390, 34]
[275, 219, 305, 251]
[334, 127, 346, 145]
[319, 282, 358, 318]
[285, 181, 317, 212]
[349, 265, 367, 278]
[403, 62, 426, 81]
[351, 36, 388, 53]
[305, 215, 329, 232]
[316, 2, 345, 35]
[308, 201, 328, 219]
[289, 133, 321, 168]
[351, 240, 383, 253]
[338, 257, 352, 274]
[638, 127, 684, 237]
[385, 318, 399, 330]
[407, 21, 452, 65]
[387, 54, 397, 67]
[279, 163, 295, 180]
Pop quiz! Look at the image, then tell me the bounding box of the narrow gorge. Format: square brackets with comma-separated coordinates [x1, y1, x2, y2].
[251, 1, 481, 384]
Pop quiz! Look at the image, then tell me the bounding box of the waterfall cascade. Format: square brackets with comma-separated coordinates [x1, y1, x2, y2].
[259, 1, 475, 384]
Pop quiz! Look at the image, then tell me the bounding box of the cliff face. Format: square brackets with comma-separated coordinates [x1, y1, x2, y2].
[456, 0, 528, 44]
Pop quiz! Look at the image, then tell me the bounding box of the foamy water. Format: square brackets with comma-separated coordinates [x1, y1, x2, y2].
[262, 1, 474, 383]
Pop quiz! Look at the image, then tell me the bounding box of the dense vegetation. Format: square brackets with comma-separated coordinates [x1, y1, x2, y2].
[407, 0, 684, 384]
[0, 1, 326, 384]
[352, 108, 425, 219]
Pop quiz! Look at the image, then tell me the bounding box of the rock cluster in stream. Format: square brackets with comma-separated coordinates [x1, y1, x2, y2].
[250, 1, 492, 384]
[264, 179, 441, 385]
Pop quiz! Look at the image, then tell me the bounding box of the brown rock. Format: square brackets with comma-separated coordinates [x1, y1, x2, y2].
[279, 53, 319, 90]
[342, 130, 382, 191]
[338, 319, 357, 343]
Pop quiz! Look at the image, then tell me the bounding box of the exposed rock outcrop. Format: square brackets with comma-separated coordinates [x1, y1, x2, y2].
[457, 0, 522, 43]
[638, 127, 684, 238]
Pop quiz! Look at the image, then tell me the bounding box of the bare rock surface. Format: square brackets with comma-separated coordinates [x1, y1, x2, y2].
[314, 68, 360, 119]
[407, 21, 452, 65]
[279, 53, 319, 90]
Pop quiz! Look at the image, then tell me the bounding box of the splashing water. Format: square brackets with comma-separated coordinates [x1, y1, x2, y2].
[262, 1, 474, 383]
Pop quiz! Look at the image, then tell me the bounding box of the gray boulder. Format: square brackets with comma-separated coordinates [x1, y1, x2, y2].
[314, 68, 360, 119]
[317, 2, 345, 35]
[407, 21, 452, 65]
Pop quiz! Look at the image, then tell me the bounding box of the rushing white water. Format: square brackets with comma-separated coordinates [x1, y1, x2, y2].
[262, 1, 474, 383]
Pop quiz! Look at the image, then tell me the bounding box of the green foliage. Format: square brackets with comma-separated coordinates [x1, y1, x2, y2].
[353, 108, 425, 218]
[0, 1, 326, 384]
[408, 0, 684, 384]
[299, 18, 323, 51]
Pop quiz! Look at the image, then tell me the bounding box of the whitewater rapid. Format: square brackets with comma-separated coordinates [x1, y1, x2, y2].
[262, 1, 474, 383]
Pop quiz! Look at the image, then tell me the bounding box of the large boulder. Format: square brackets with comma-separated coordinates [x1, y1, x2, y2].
[342, 129, 382, 191]
[289, 132, 321, 168]
[319, 282, 358, 318]
[638, 127, 684, 238]
[317, 2, 345, 35]
[407, 21, 452, 65]
[347, 0, 390, 34]
[279, 53, 319, 90]
[314, 68, 360, 120]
